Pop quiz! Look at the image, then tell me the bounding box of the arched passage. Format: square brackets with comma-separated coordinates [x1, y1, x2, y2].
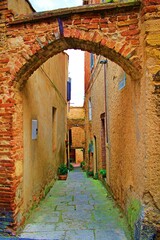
[0, 0, 160, 237]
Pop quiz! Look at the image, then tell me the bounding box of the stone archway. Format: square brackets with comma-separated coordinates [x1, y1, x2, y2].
[0, 0, 160, 237]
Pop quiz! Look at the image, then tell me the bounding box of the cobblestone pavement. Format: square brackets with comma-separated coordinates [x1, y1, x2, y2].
[16, 168, 132, 240]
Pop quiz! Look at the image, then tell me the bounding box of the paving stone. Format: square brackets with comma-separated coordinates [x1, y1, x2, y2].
[95, 229, 128, 240]
[55, 221, 88, 231]
[27, 212, 60, 223]
[19, 167, 132, 240]
[65, 230, 94, 240]
[22, 223, 55, 232]
[20, 230, 66, 240]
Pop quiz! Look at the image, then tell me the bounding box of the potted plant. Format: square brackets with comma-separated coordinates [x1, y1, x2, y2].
[68, 163, 74, 171]
[99, 169, 106, 178]
[80, 161, 85, 170]
[58, 163, 68, 180]
[86, 170, 94, 178]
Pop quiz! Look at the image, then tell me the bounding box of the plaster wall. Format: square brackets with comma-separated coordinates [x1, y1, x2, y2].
[68, 107, 85, 119]
[8, 0, 34, 15]
[84, 56, 105, 171]
[71, 127, 85, 148]
[84, 55, 145, 230]
[106, 60, 142, 209]
[75, 149, 83, 164]
[22, 52, 68, 211]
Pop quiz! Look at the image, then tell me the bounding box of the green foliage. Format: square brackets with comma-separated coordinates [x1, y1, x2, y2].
[44, 185, 52, 196]
[93, 172, 99, 180]
[58, 164, 68, 175]
[127, 199, 142, 233]
[99, 169, 106, 178]
[68, 163, 74, 171]
[80, 161, 85, 167]
[106, 0, 114, 2]
[86, 170, 94, 177]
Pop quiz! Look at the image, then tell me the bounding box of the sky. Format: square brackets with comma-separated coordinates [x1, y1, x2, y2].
[29, 0, 84, 106]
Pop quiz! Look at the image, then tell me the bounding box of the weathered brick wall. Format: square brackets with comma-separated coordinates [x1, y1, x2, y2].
[0, 0, 34, 235]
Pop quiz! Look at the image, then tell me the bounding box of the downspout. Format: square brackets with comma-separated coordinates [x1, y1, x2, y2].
[100, 59, 110, 185]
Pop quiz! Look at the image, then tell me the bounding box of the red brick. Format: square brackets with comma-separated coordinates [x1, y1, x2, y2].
[0, 103, 14, 107]
[118, 16, 128, 21]
[100, 38, 107, 46]
[73, 19, 81, 25]
[129, 24, 138, 30]
[88, 23, 98, 29]
[82, 18, 91, 24]
[143, 0, 160, 5]
[121, 29, 140, 36]
[91, 18, 99, 23]
[0, 67, 10, 72]
[0, 58, 9, 63]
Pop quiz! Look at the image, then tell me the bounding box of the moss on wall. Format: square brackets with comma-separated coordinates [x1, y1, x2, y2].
[127, 198, 142, 234]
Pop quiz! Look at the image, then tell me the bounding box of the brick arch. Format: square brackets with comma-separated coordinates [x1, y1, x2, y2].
[15, 37, 140, 90]
[68, 124, 85, 131]
[6, 1, 141, 90]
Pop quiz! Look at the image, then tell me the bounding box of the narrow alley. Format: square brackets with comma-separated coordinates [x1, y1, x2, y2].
[18, 167, 132, 240]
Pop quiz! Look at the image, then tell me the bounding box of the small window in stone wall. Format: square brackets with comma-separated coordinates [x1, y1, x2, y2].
[52, 107, 57, 152]
[118, 73, 126, 90]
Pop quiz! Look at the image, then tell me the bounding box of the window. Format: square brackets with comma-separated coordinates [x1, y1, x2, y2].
[88, 98, 92, 121]
[67, 77, 71, 102]
[52, 107, 57, 151]
[118, 73, 126, 90]
[90, 53, 94, 71]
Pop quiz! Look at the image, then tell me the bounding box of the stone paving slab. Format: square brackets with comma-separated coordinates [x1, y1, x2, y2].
[18, 167, 132, 240]
[20, 230, 66, 240]
[65, 230, 94, 240]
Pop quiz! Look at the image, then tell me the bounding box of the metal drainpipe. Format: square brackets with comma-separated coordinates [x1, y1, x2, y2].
[100, 59, 110, 185]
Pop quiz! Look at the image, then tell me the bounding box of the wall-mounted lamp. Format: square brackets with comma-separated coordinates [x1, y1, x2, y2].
[99, 59, 108, 65]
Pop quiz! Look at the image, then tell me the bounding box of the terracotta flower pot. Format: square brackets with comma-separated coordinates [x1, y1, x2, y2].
[58, 174, 68, 180]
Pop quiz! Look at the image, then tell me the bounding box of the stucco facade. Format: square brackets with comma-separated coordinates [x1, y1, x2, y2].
[84, 53, 106, 173]
[22, 52, 68, 215]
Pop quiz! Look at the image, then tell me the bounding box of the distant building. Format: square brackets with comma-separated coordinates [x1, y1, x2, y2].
[67, 107, 85, 165]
